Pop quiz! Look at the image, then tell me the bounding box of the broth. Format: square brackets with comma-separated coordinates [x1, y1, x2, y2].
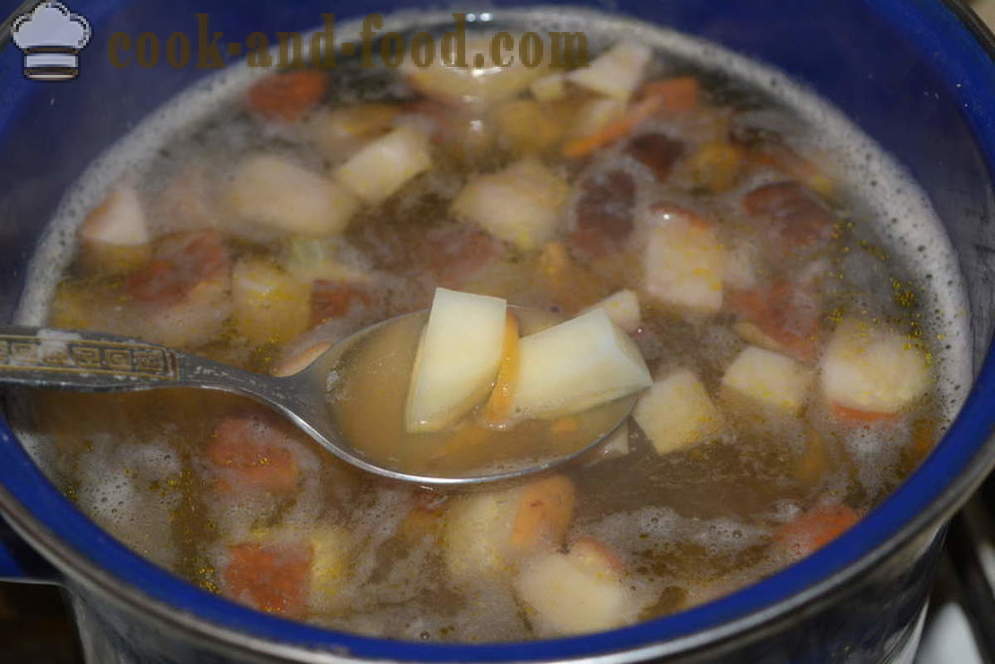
[8, 9, 970, 642]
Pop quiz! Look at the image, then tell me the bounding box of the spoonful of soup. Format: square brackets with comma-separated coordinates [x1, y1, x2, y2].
[0, 288, 651, 486]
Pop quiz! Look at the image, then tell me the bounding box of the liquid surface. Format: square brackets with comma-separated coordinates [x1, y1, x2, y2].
[8, 8, 971, 643]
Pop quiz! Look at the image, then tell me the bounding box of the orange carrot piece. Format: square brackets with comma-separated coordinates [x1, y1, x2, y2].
[775, 504, 860, 558]
[831, 403, 899, 425]
[562, 94, 666, 158]
[246, 70, 328, 122]
[481, 313, 521, 427]
[127, 230, 229, 305]
[510, 475, 576, 553]
[640, 76, 700, 113]
[223, 540, 313, 617]
[207, 414, 301, 493]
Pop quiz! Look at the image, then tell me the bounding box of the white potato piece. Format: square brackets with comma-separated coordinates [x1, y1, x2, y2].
[80, 185, 149, 246]
[721, 346, 814, 416]
[406, 288, 507, 432]
[308, 526, 352, 613]
[512, 309, 652, 419]
[444, 475, 575, 580]
[334, 126, 432, 204]
[820, 318, 931, 415]
[634, 369, 723, 455]
[444, 490, 514, 579]
[567, 41, 651, 101]
[514, 539, 635, 635]
[308, 103, 400, 161]
[583, 289, 641, 333]
[643, 211, 725, 315]
[231, 258, 310, 345]
[451, 158, 568, 251]
[565, 97, 626, 140]
[227, 154, 359, 236]
[530, 72, 566, 101]
[403, 36, 547, 105]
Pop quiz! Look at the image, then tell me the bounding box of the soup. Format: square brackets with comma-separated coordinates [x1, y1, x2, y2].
[9, 10, 968, 642]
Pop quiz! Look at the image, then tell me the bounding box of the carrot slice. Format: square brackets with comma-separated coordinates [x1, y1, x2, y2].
[831, 403, 899, 425]
[246, 70, 328, 122]
[562, 93, 666, 158]
[126, 230, 229, 305]
[207, 413, 301, 493]
[775, 504, 860, 557]
[481, 313, 521, 427]
[223, 540, 312, 617]
[561, 77, 700, 158]
[640, 76, 700, 113]
[310, 281, 373, 325]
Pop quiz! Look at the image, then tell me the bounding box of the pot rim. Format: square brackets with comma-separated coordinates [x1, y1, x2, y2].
[2, 1, 995, 662]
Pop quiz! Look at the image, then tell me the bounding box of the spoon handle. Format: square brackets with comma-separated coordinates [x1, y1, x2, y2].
[0, 326, 284, 403]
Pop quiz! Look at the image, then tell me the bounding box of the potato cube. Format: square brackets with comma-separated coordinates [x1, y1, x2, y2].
[307, 526, 352, 613]
[406, 288, 507, 432]
[583, 289, 641, 332]
[451, 158, 569, 251]
[232, 258, 310, 345]
[567, 42, 651, 101]
[79, 186, 151, 274]
[565, 97, 626, 141]
[634, 369, 723, 455]
[334, 126, 432, 204]
[81, 185, 149, 246]
[688, 141, 744, 192]
[514, 539, 635, 635]
[444, 475, 574, 580]
[492, 99, 564, 155]
[509, 475, 576, 555]
[721, 346, 813, 416]
[227, 154, 359, 236]
[309, 103, 400, 159]
[512, 309, 652, 419]
[530, 72, 566, 101]
[820, 318, 931, 415]
[643, 212, 725, 315]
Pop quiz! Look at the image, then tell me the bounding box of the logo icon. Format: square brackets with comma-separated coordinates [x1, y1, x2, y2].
[12, 2, 91, 81]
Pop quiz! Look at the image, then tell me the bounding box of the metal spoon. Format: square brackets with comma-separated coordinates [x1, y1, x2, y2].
[0, 311, 636, 487]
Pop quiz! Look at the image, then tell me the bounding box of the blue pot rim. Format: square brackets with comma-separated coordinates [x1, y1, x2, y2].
[1, 0, 995, 661]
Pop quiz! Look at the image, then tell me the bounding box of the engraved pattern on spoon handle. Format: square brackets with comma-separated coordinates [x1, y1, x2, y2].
[0, 326, 187, 391]
[0, 326, 285, 401]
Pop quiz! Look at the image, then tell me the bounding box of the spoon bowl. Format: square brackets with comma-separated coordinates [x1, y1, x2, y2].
[0, 309, 637, 486]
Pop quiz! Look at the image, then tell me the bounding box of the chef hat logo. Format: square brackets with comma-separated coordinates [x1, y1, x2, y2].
[12, 2, 91, 81]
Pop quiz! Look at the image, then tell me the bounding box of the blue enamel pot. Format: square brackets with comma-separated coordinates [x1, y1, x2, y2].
[1, 1, 995, 662]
